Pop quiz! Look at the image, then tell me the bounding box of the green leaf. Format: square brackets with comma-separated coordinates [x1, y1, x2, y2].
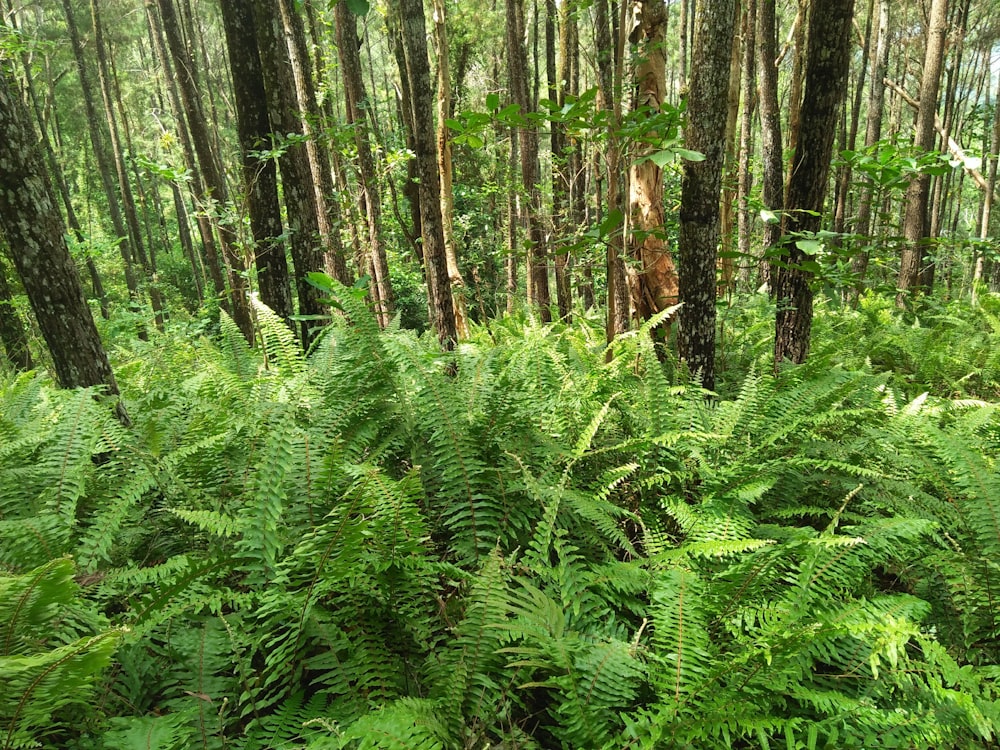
[760, 208, 780, 225]
[345, 0, 370, 15]
[485, 92, 500, 110]
[674, 147, 706, 162]
[796, 239, 824, 255]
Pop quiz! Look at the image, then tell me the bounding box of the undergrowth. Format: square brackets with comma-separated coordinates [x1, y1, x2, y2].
[0, 286, 998, 748]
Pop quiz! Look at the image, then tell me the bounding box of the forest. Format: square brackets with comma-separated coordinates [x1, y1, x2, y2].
[1, 0, 1000, 746]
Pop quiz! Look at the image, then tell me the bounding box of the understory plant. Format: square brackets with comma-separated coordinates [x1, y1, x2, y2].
[0, 285, 997, 748]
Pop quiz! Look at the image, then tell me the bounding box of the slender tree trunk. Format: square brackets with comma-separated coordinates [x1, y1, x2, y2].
[718, 18, 742, 294]
[252, 0, 329, 345]
[628, 0, 679, 343]
[596, 0, 629, 343]
[219, 0, 294, 325]
[0, 64, 126, 422]
[678, 0, 736, 390]
[145, 0, 221, 304]
[832, 0, 874, 239]
[506, 0, 552, 322]
[773, 0, 854, 367]
[756, 0, 783, 291]
[847, 0, 889, 305]
[549, 0, 573, 321]
[90, 0, 165, 330]
[974, 67, 1000, 300]
[156, 0, 255, 341]
[431, 0, 472, 336]
[897, 0, 948, 304]
[737, 0, 757, 289]
[281, 0, 352, 286]
[398, 0, 458, 349]
[60, 0, 142, 308]
[334, 0, 395, 328]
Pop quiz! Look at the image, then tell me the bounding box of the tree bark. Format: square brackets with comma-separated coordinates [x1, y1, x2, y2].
[897, 0, 948, 303]
[847, 0, 889, 305]
[596, 0, 629, 344]
[628, 0, 679, 343]
[155, 0, 255, 342]
[219, 0, 294, 325]
[398, 0, 458, 349]
[59, 0, 142, 309]
[736, 0, 757, 288]
[678, 0, 736, 391]
[334, 0, 396, 328]
[756, 0, 783, 291]
[252, 0, 330, 345]
[506, 0, 551, 322]
[431, 0, 472, 336]
[773, 0, 854, 367]
[0, 64, 125, 421]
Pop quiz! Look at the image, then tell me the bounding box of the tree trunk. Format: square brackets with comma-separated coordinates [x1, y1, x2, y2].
[280, 0, 352, 286]
[144, 0, 222, 305]
[756, 0, 783, 291]
[628, 0, 679, 343]
[219, 0, 294, 325]
[737, 0, 757, 289]
[974, 65, 1000, 300]
[718, 17, 742, 294]
[506, 0, 551, 322]
[0, 63, 125, 421]
[59, 0, 142, 309]
[155, 0, 255, 342]
[846, 0, 889, 305]
[678, 0, 736, 391]
[897, 0, 948, 303]
[431, 0, 472, 337]
[398, 0, 458, 349]
[252, 0, 330, 345]
[596, 0, 629, 344]
[549, 0, 573, 321]
[90, 0, 165, 331]
[773, 0, 854, 367]
[334, 0, 395, 328]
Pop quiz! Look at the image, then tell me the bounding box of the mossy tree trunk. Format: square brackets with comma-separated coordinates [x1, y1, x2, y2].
[678, 0, 736, 391]
[0, 63, 125, 422]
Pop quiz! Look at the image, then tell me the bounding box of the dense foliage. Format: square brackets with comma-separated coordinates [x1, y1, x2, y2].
[1, 286, 999, 749]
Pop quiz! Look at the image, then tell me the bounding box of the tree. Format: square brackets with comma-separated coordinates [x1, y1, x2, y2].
[334, 0, 395, 328]
[678, 0, 736, 391]
[398, 0, 458, 349]
[595, 0, 628, 344]
[155, 0, 254, 342]
[756, 0, 784, 289]
[773, 0, 855, 366]
[252, 0, 330, 346]
[897, 0, 948, 303]
[628, 0, 678, 343]
[506, 0, 551, 322]
[847, 0, 889, 305]
[0, 62, 125, 420]
[219, 0, 294, 325]
[431, 0, 472, 337]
